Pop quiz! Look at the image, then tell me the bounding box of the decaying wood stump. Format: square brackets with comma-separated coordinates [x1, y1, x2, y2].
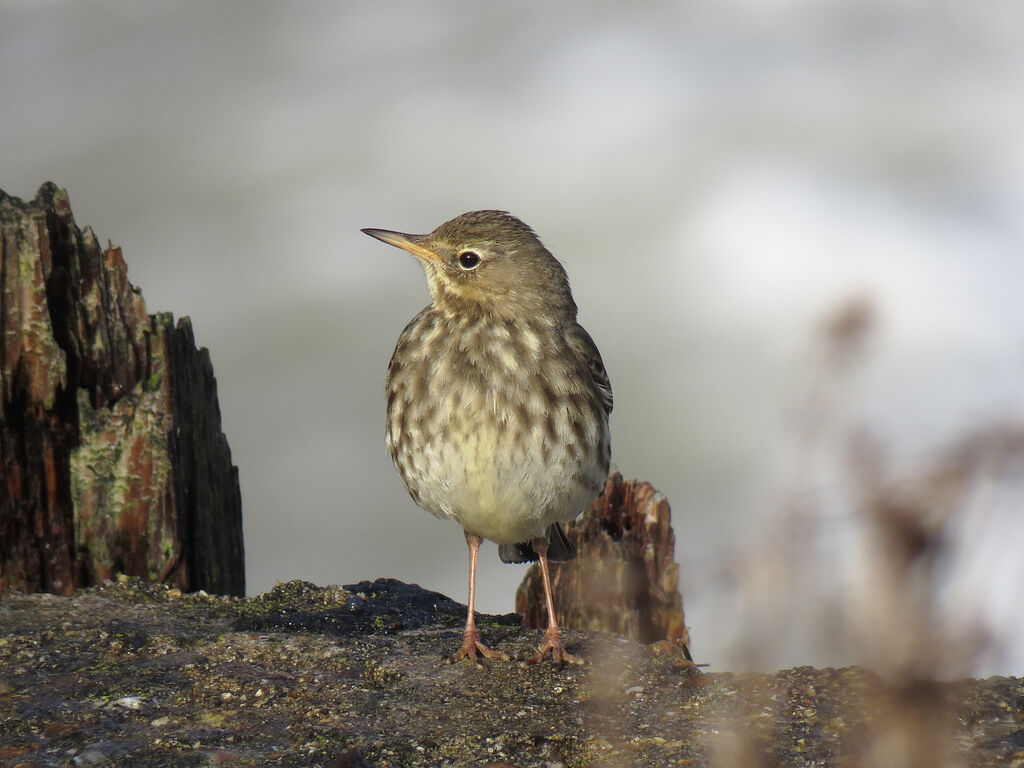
[516, 470, 688, 646]
[0, 182, 243, 595]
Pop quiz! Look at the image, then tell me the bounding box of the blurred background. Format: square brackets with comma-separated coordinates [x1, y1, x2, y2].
[2, 0, 1022, 677]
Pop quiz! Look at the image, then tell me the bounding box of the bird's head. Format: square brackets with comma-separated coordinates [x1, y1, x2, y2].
[363, 210, 577, 321]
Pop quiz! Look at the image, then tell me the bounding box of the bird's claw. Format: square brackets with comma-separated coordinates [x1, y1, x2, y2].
[526, 627, 582, 666]
[447, 629, 508, 664]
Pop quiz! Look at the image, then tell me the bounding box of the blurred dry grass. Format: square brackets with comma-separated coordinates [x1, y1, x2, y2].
[717, 295, 1024, 766]
[572, 296, 1022, 766]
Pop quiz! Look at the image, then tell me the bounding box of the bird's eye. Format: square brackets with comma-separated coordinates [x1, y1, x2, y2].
[457, 250, 481, 270]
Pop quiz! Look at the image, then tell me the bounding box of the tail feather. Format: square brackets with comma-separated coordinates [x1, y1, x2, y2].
[497, 523, 576, 564]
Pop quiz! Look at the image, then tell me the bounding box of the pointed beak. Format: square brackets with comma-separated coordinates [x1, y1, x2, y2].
[361, 227, 441, 263]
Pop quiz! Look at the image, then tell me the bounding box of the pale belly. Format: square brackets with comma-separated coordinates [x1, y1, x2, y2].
[407, 416, 604, 544]
[386, 310, 611, 545]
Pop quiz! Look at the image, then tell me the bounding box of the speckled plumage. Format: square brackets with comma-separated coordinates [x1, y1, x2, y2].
[363, 210, 612, 664]
[386, 305, 610, 547]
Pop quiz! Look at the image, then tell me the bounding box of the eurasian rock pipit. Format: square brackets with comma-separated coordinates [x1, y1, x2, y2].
[362, 210, 612, 664]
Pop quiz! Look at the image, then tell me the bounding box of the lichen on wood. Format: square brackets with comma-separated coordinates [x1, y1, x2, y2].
[517, 471, 689, 647]
[0, 182, 243, 595]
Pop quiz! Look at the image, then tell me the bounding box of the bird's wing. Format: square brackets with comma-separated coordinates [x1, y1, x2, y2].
[568, 325, 613, 416]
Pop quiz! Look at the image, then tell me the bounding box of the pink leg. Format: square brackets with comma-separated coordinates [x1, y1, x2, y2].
[449, 532, 508, 663]
[526, 537, 581, 665]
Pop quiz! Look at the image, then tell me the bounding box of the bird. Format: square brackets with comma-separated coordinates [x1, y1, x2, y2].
[362, 210, 612, 664]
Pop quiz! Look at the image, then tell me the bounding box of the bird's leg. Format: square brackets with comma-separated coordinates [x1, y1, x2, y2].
[526, 537, 581, 665]
[449, 532, 508, 663]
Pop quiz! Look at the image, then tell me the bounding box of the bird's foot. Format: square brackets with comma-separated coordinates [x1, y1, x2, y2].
[448, 628, 508, 664]
[526, 626, 582, 666]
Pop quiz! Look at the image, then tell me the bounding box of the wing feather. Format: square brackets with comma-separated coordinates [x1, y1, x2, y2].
[567, 324, 613, 416]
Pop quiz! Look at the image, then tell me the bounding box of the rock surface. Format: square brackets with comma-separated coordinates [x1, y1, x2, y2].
[0, 578, 1019, 767]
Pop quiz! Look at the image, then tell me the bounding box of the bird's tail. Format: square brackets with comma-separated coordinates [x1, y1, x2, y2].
[497, 522, 576, 564]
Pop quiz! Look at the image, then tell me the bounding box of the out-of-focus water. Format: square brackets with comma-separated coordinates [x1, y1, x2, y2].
[2, 0, 1021, 676]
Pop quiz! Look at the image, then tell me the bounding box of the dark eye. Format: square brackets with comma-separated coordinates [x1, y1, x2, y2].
[457, 250, 481, 270]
